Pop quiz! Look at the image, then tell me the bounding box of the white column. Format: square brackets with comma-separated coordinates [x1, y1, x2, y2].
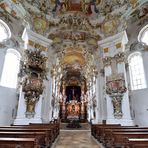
[117, 62, 132, 122]
[98, 31, 134, 125]
[105, 66, 114, 122]
[48, 76, 53, 121]
[14, 86, 42, 125]
[14, 30, 53, 125]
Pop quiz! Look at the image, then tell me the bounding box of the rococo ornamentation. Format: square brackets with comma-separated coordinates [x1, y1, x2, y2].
[102, 56, 112, 67]
[106, 74, 127, 118]
[22, 49, 47, 118]
[111, 94, 123, 119]
[114, 52, 126, 63]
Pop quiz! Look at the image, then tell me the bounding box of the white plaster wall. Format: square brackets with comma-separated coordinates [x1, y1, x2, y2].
[0, 86, 18, 125]
[0, 48, 18, 125]
[130, 52, 148, 126]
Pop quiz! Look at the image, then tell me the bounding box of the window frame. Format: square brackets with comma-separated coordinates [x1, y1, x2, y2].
[0, 48, 21, 89]
[138, 24, 148, 45]
[0, 19, 11, 42]
[128, 52, 147, 91]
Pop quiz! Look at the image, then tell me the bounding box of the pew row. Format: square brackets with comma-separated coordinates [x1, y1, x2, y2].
[91, 124, 148, 148]
[0, 122, 60, 148]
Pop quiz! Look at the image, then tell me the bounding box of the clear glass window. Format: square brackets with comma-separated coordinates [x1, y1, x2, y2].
[0, 20, 11, 42]
[128, 52, 147, 90]
[0, 49, 21, 88]
[141, 28, 148, 45]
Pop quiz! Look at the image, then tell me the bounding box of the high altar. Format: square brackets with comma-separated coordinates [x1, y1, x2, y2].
[60, 98, 87, 122]
[66, 100, 80, 119]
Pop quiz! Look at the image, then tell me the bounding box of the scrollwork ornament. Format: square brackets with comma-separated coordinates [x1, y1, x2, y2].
[22, 49, 48, 118]
[106, 75, 127, 119]
[114, 52, 126, 63]
[111, 94, 123, 119]
[102, 57, 112, 67]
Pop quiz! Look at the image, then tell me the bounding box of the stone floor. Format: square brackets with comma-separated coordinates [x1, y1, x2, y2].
[60, 123, 90, 130]
[53, 130, 103, 148]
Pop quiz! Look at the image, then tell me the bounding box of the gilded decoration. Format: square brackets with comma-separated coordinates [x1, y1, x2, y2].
[116, 43, 122, 49]
[106, 78, 127, 95]
[103, 52, 126, 68]
[2, 0, 147, 122]
[25, 50, 47, 72]
[22, 49, 48, 118]
[33, 16, 48, 33]
[106, 73, 127, 118]
[129, 0, 139, 8]
[114, 52, 126, 63]
[101, 14, 119, 36]
[50, 0, 100, 15]
[28, 40, 48, 51]
[111, 95, 123, 119]
[102, 56, 112, 67]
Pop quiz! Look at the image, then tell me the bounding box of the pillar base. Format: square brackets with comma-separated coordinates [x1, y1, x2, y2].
[13, 117, 42, 125]
[106, 118, 134, 126]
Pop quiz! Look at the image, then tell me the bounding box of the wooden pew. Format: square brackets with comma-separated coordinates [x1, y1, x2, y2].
[108, 132, 148, 148]
[0, 128, 53, 147]
[28, 123, 60, 137]
[13, 123, 60, 137]
[11, 124, 59, 140]
[124, 138, 148, 148]
[0, 131, 49, 147]
[0, 122, 60, 147]
[0, 137, 39, 148]
[91, 124, 121, 139]
[91, 124, 148, 148]
[102, 127, 148, 145]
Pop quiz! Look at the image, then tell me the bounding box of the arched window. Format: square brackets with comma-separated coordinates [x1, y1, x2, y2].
[0, 19, 11, 42]
[138, 24, 148, 45]
[0, 49, 21, 88]
[128, 52, 147, 90]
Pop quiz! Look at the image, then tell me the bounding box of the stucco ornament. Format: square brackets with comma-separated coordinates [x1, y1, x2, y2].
[106, 73, 127, 118]
[114, 52, 126, 63]
[22, 49, 48, 118]
[102, 56, 112, 67]
[111, 95, 123, 119]
[33, 16, 48, 33]
[101, 14, 119, 36]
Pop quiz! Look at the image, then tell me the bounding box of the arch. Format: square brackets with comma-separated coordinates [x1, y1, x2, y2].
[128, 52, 147, 90]
[138, 24, 148, 45]
[0, 48, 21, 88]
[0, 19, 11, 42]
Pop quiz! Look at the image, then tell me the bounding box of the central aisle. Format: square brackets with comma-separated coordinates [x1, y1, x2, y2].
[53, 130, 102, 148]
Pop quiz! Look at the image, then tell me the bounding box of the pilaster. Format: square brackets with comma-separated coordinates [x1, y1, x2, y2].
[98, 31, 134, 125]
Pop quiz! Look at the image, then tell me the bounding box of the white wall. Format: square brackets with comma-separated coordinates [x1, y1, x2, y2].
[130, 51, 148, 126]
[0, 86, 18, 125]
[0, 48, 18, 125]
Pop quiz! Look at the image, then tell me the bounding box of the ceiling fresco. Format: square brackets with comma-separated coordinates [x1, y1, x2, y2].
[0, 0, 148, 85]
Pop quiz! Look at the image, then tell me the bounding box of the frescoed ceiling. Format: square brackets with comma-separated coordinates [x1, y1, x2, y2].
[0, 0, 148, 85]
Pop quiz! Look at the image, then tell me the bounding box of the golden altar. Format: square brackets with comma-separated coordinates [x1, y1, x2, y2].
[66, 100, 80, 119]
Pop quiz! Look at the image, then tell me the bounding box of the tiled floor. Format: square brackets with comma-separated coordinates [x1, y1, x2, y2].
[53, 130, 102, 148]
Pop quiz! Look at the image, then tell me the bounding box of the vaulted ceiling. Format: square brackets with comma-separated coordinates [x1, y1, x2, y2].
[0, 0, 148, 85]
